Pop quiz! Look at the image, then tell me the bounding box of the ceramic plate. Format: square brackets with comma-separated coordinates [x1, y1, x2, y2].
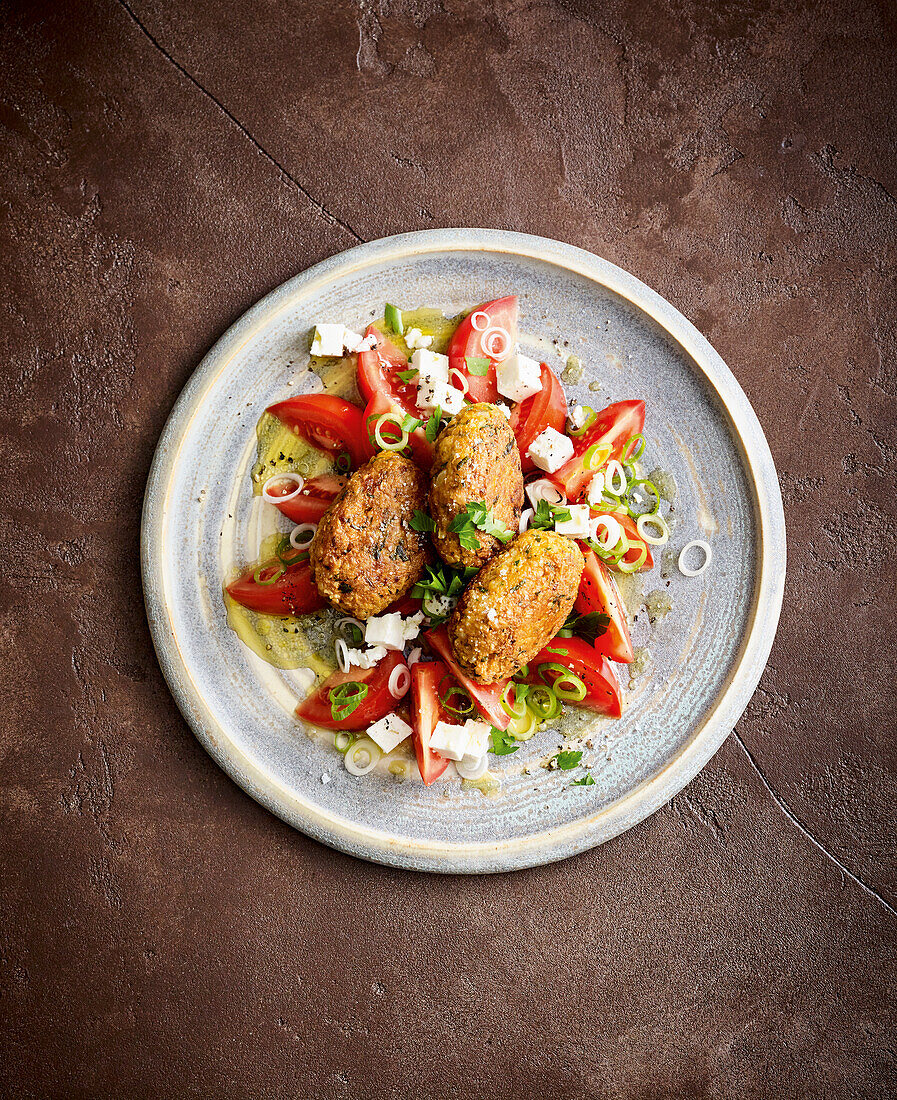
[141, 229, 785, 873]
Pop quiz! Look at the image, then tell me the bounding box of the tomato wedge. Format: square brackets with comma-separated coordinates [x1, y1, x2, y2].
[356, 325, 419, 413]
[446, 295, 518, 403]
[550, 399, 645, 500]
[271, 473, 346, 523]
[509, 363, 566, 474]
[363, 389, 435, 469]
[424, 624, 510, 729]
[574, 551, 634, 663]
[267, 394, 372, 468]
[226, 558, 325, 617]
[410, 661, 452, 785]
[585, 511, 654, 573]
[295, 651, 407, 731]
[522, 637, 622, 718]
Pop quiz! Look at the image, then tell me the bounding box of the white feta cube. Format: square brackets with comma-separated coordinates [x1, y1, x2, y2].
[342, 328, 365, 353]
[463, 720, 492, 757]
[568, 405, 590, 430]
[367, 712, 413, 754]
[429, 720, 471, 762]
[440, 383, 466, 415]
[526, 427, 575, 473]
[417, 378, 464, 415]
[405, 327, 433, 351]
[411, 348, 449, 383]
[311, 323, 347, 357]
[586, 472, 606, 506]
[364, 613, 405, 651]
[555, 503, 592, 539]
[496, 351, 542, 403]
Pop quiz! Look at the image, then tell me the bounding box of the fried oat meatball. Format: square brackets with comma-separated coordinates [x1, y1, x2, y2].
[310, 451, 428, 618]
[429, 403, 523, 569]
[447, 529, 584, 684]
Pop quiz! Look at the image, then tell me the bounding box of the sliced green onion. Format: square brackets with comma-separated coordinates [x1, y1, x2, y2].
[623, 433, 646, 461]
[334, 731, 356, 753]
[616, 542, 648, 574]
[384, 303, 403, 335]
[500, 683, 528, 720]
[373, 412, 409, 451]
[508, 708, 538, 741]
[537, 663, 587, 702]
[568, 406, 597, 437]
[344, 737, 381, 776]
[338, 618, 365, 646]
[335, 451, 352, 473]
[275, 535, 304, 566]
[441, 684, 476, 717]
[628, 479, 661, 516]
[601, 491, 633, 517]
[583, 442, 612, 471]
[605, 460, 627, 496]
[253, 561, 285, 586]
[526, 684, 560, 720]
[636, 512, 670, 545]
[329, 682, 368, 722]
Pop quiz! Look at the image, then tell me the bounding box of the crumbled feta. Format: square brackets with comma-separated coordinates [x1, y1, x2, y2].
[352, 333, 377, 352]
[568, 405, 589, 430]
[555, 503, 592, 539]
[411, 348, 449, 383]
[342, 329, 365, 352]
[343, 645, 388, 669]
[405, 327, 433, 350]
[427, 594, 456, 618]
[368, 713, 413, 754]
[401, 612, 425, 643]
[310, 323, 347, 357]
[527, 427, 575, 473]
[417, 377, 465, 415]
[364, 614, 405, 651]
[495, 402, 513, 419]
[321, 773, 331, 784]
[586, 472, 606, 506]
[463, 720, 491, 757]
[430, 720, 471, 761]
[496, 351, 542, 403]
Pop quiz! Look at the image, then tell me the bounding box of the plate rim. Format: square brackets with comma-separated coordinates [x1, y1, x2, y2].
[141, 228, 786, 873]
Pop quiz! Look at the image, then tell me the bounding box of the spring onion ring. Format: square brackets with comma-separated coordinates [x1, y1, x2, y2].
[537, 663, 587, 702]
[289, 522, 317, 550]
[470, 310, 490, 331]
[253, 561, 285, 586]
[388, 664, 411, 700]
[508, 709, 538, 741]
[480, 326, 511, 359]
[262, 471, 304, 503]
[679, 540, 713, 577]
[568, 406, 597, 437]
[525, 479, 566, 509]
[628, 478, 661, 516]
[344, 737, 381, 776]
[440, 683, 476, 717]
[636, 512, 670, 545]
[592, 514, 622, 551]
[449, 367, 469, 395]
[583, 442, 612, 471]
[615, 542, 648, 574]
[456, 755, 489, 780]
[605, 460, 627, 496]
[373, 412, 409, 451]
[336, 617, 365, 646]
[500, 683, 529, 720]
[334, 731, 356, 754]
[526, 684, 560, 721]
[519, 507, 533, 533]
[335, 638, 351, 674]
[335, 451, 352, 474]
[623, 433, 646, 461]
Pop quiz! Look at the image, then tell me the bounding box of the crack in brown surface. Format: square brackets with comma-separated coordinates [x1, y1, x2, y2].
[115, 0, 366, 243]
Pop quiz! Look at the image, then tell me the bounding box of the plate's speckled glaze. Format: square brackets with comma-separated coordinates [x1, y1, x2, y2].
[141, 230, 785, 873]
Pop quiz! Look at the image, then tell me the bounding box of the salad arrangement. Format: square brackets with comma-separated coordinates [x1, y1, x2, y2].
[224, 296, 711, 789]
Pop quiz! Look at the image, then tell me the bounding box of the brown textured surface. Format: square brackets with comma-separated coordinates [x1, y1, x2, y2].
[1, 0, 895, 1096]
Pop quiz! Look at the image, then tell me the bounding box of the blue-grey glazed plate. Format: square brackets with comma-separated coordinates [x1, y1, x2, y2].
[141, 229, 785, 873]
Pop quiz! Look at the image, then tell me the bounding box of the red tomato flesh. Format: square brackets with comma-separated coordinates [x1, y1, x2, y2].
[267, 394, 371, 468]
[585, 511, 654, 574]
[295, 651, 406, 731]
[410, 661, 452, 785]
[446, 296, 518, 403]
[575, 550, 634, 663]
[551, 399, 645, 500]
[424, 624, 510, 729]
[522, 637, 622, 718]
[226, 559, 325, 617]
[509, 362, 566, 474]
[272, 473, 346, 523]
[356, 325, 419, 414]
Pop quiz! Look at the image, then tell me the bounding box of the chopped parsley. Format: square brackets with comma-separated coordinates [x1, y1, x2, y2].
[396, 368, 418, 383]
[571, 773, 595, 786]
[450, 501, 514, 550]
[410, 510, 435, 533]
[490, 727, 519, 755]
[559, 610, 610, 645]
[553, 750, 583, 770]
[402, 413, 422, 433]
[530, 498, 572, 530]
[465, 356, 490, 376]
[424, 407, 443, 443]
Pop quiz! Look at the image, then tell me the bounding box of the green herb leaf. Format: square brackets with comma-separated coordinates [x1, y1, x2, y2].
[562, 610, 610, 645]
[490, 727, 519, 755]
[424, 407, 442, 443]
[396, 369, 418, 383]
[401, 413, 422, 433]
[384, 303, 403, 335]
[451, 501, 513, 548]
[449, 511, 481, 551]
[553, 750, 583, 770]
[571, 773, 595, 786]
[465, 356, 491, 376]
[530, 498, 572, 530]
[410, 510, 435, 533]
